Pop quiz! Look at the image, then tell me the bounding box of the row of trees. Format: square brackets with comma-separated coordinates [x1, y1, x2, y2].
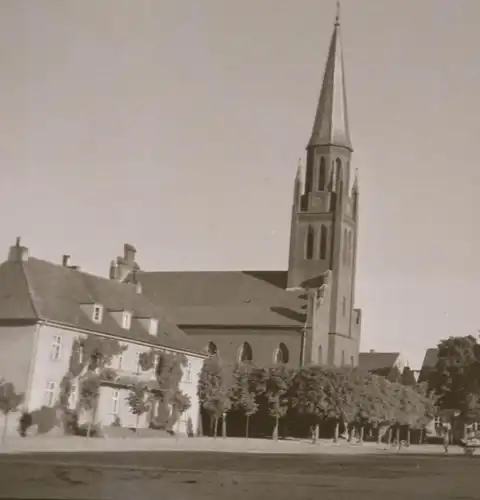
[197, 356, 438, 443]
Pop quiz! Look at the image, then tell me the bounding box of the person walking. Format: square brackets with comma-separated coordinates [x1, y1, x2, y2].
[443, 422, 451, 455]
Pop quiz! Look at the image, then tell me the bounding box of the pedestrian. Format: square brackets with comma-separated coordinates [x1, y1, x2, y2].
[443, 422, 450, 455]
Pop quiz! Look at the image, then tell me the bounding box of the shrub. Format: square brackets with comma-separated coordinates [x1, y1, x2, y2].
[111, 415, 122, 427]
[17, 412, 33, 437]
[63, 409, 79, 435]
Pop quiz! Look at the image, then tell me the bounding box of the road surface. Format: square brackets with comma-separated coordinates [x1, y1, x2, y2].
[0, 450, 475, 499]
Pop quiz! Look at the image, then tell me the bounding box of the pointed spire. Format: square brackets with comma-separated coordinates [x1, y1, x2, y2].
[308, 4, 352, 151]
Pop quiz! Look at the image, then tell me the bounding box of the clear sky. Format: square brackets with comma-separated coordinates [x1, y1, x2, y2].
[1, 0, 479, 370]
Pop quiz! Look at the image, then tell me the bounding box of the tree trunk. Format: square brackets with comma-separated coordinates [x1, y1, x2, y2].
[407, 428, 411, 446]
[2, 413, 8, 442]
[311, 423, 319, 444]
[396, 426, 401, 450]
[388, 427, 392, 445]
[376, 426, 381, 444]
[419, 427, 424, 444]
[214, 418, 218, 438]
[273, 417, 279, 441]
[334, 421, 339, 443]
[246, 415, 250, 439]
[135, 413, 140, 432]
[359, 426, 364, 444]
[222, 413, 227, 439]
[210, 417, 214, 436]
[348, 425, 353, 443]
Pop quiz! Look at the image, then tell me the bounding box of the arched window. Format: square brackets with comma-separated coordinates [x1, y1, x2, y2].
[342, 228, 348, 263]
[320, 225, 328, 260]
[317, 157, 326, 190]
[238, 342, 253, 363]
[341, 350, 346, 366]
[335, 158, 342, 187]
[305, 225, 315, 260]
[317, 345, 323, 365]
[274, 343, 289, 364]
[204, 341, 218, 356]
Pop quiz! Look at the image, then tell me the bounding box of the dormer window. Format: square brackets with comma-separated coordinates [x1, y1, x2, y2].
[92, 304, 103, 323]
[149, 319, 158, 336]
[122, 311, 132, 330]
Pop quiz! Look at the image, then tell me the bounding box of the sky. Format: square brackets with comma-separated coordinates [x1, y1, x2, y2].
[1, 0, 479, 370]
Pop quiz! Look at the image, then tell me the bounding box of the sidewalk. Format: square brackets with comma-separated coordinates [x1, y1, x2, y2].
[0, 436, 463, 456]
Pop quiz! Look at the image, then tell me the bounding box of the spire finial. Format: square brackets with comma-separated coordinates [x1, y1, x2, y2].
[335, 0, 340, 26]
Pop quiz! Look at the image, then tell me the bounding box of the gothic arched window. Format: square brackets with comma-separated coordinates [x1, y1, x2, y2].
[204, 341, 218, 356]
[317, 345, 323, 365]
[318, 157, 326, 190]
[274, 343, 289, 365]
[343, 228, 348, 264]
[335, 158, 342, 187]
[238, 342, 253, 363]
[305, 225, 315, 260]
[320, 225, 328, 260]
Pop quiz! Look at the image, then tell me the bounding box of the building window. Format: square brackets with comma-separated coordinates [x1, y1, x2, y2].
[350, 356, 354, 366]
[274, 343, 289, 364]
[112, 390, 120, 414]
[317, 345, 323, 364]
[342, 297, 347, 317]
[50, 335, 62, 361]
[122, 311, 132, 329]
[320, 225, 328, 260]
[305, 225, 315, 260]
[92, 305, 103, 323]
[69, 383, 77, 409]
[45, 381, 56, 407]
[134, 351, 141, 373]
[238, 342, 253, 363]
[318, 156, 326, 190]
[341, 350, 346, 366]
[117, 352, 124, 370]
[149, 319, 158, 336]
[185, 362, 192, 382]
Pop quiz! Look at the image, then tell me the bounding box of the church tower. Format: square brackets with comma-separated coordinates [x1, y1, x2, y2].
[287, 8, 360, 364]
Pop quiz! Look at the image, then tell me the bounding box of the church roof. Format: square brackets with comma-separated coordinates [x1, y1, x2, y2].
[358, 351, 400, 372]
[136, 270, 307, 328]
[0, 256, 200, 355]
[308, 12, 352, 150]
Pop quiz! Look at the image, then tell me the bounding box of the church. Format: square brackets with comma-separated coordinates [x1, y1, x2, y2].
[111, 11, 362, 369]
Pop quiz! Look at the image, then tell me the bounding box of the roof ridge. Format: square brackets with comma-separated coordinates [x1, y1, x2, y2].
[19, 260, 41, 320]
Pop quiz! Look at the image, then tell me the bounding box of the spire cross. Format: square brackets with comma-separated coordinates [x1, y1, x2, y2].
[335, 0, 341, 25]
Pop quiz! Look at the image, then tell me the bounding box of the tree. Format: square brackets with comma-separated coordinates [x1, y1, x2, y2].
[139, 349, 190, 431]
[291, 366, 329, 443]
[231, 363, 258, 439]
[0, 380, 24, 442]
[78, 374, 100, 438]
[197, 355, 232, 437]
[428, 336, 480, 414]
[126, 383, 151, 431]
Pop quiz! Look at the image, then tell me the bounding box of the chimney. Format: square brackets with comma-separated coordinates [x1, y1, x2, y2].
[124, 243, 136, 264]
[370, 349, 375, 353]
[62, 255, 70, 267]
[109, 260, 118, 280]
[8, 237, 29, 262]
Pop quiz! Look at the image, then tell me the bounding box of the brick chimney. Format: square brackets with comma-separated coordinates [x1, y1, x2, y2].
[8, 237, 29, 262]
[62, 255, 70, 267]
[124, 243, 136, 263]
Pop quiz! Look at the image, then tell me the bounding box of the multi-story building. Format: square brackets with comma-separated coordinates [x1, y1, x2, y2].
[0, 239, 205, 436]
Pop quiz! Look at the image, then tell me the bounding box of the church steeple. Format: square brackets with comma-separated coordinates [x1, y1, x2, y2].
[308, 4, 352, 151]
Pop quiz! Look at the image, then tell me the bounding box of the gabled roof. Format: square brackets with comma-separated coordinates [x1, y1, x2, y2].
[0, 257, 201, 356]
[358, 352, 400, 372]
[136, 270, 307, 328]
[421, 348, 438, 370]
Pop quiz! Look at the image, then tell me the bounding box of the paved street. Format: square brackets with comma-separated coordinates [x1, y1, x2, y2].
[0, 449, 476, 500]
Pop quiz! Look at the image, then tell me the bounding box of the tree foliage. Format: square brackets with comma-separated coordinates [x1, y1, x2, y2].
[0, 380, 24, 442]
